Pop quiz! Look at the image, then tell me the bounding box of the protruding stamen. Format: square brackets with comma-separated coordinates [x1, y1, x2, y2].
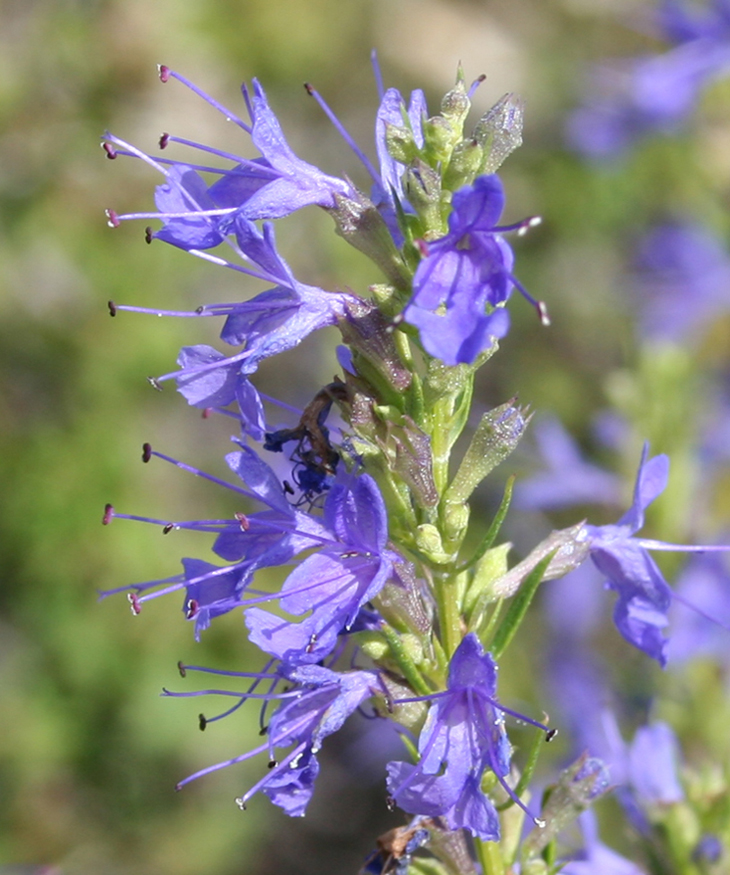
[145, 227, 153, 244]
[162, 523, 174, 534]
[546, 728, 558, 742]
[108, 300, 117, 317]
[468, 73, 487, 99]
[235, 798, 247, 810]
[178, 661, 187, 678]
[102, 504, 115, 525]
[186, 598, 199, 619]
[103, 142, 117, 159]
[158, 65, 170, 83]
[128, 593, 141, 615]
[235, 512, 250, 531]
[304, 82, 381, 186]
[385, 795, 396, 812]
[159, 132, 170, 149]
[199, 713, 207, 731]
[105, 209, 120, 228]
[142, 443, 153, 463]
[148, 377, 163, 391]
[267, 759, 278, 769]
[517, 215, 542, 237]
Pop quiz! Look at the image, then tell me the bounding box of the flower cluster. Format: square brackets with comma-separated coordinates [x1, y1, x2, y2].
[103, 52, 730, 875]
[567, 0, 730, 158]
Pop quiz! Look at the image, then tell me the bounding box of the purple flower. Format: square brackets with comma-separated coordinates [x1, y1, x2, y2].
[568, 1, 730, 159]
[515, 417, 622, 511]
[245, 471, 399, 665]
[385, 634, 552, 841]
[403, 175, 541, 365]
[371, 86, 426, 244]
[101, 444, 332, 639]
[561, 810, 648, 874]
[633, 223, 730, 343]
[628, 722, 684, 807]
[104, 68, 352, 247]
[580, 443, 730, 665]
[168, 661, 378, 817]
[666, 552, 730, 664]
[112, 219, 356, 431]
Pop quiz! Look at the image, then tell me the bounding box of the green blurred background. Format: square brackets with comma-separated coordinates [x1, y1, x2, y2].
[2, 1, 729, 873]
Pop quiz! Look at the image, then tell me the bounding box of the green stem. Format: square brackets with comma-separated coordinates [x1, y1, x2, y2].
[434, 570, 462, 659]
[380, 624, 432, 697]
[475, 838, 505, 875]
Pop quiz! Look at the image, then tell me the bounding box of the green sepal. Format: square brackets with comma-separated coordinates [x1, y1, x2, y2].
[463, 542, 511, 620]
[444, 401, 528, 506]
[472, 92, 524, 175]
[488, 549, 557, 660]
[521, 753, 610, 863]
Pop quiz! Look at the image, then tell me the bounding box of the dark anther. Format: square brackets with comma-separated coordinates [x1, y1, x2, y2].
[545, 728, 558, 743]
[283, 480, 295, 495]
[128, 593, 141, 615]
[142, 442, 153, 463]
[158, 65, 170, 83]
[198, 713, 207, 731]
[195, 305, 205, 314]
[102, 503, 114, 525]
[159, 132, 170, 149]
[162, 523, 174, 534]
[107, 300, 117, 317]
[201, 408, 212, 419]
[303, 82, 314, 96]
[186, 599, 199, 619]
[268, 759, 278, 769]
[147, 377, 163, 391]
[144, 226, 153, 244]
[235, 512, 250, 531]
[177, 661, 187, 678]
[259, 725, 268, 736]
[305, 633, 318, 654]
[103, 142, 117, 159]
[385, 795, 396, 812]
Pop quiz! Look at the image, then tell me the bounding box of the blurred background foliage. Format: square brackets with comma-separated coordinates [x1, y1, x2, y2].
[1, 0, 729, 873]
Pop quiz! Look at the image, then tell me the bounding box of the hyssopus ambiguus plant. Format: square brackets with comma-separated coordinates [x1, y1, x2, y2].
[101, 48, 730, 875]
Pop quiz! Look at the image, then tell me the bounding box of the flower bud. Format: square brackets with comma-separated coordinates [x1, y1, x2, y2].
[472, 92, 524, 175]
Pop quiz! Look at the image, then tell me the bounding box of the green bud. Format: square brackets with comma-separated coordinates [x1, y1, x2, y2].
[328, 190, 411, 290]
[442, 501, 470, 548]
[472, 92, 524, 175]
[522, 754, 610, 861]
[442, 137, 484, 192]
[440, 76, 471, 132]
[403, 159, 445, 233]
[357, 631, 390, 661]
[422, 115, 458, 166]
[445, 400, 529, 505]
[463, 542, 511, 617]
[415, 523, 452, 564]
[384, 121, 421, 165]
